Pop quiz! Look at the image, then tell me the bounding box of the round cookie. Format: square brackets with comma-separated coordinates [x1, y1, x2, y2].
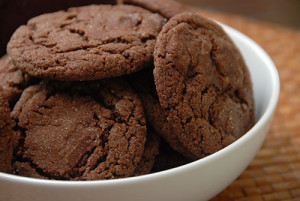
[7, 4, 165, 81]
[154, 13, 255, 158]
[127, 68, 197, 159]
[151, 139, 192, 173]
[11, 79, 146, 180]
[120, 0, 188, 19]
[0, 0, 117, 56]
[0, 54, 38, 106]
[0, 87, 15, 173]
[132, 127, 160, 176]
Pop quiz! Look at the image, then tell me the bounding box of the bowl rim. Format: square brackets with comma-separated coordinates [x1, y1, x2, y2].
[0, 23, 280, 187]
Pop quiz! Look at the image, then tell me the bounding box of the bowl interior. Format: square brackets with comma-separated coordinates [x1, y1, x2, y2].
[226, 25, 279, 123]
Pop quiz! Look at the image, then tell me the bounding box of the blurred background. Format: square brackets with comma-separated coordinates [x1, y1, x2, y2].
[177, 0, 300, 30]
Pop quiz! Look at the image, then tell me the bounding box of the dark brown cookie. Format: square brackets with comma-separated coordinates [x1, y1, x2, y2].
[11, 161, 48, 179]
[7, 4, 165, 81]
[120, 0, 188, 19]
[0, 54, 38, 106]
[0, 87, 15, 173]
[11, 79, 146, 180]
[151, 139, 192, 173]
[132, 127, 160, 176]
[0, 0, 117, 56]
[154, 13, 255, 159]
[128, 68, 197, 159]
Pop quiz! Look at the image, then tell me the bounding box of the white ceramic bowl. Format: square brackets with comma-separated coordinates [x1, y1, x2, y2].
[0, 24, 280, 201]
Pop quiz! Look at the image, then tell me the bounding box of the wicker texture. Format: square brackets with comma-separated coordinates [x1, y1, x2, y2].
[194, 10, 300, 201]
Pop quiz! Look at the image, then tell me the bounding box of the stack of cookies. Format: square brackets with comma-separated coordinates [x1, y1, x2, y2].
[0, 0, 254, 180]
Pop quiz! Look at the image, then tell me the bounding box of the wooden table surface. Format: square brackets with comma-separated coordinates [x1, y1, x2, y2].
[192, 9, 300, 201]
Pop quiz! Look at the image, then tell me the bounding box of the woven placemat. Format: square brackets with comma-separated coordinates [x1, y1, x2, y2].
[192, 9, 300, 201]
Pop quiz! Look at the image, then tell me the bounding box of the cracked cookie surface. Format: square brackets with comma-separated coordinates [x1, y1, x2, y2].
[0, 87, 15, 173]
[11, 79, 146, 180]
[7, 4, 165, 81]
[132, 127, 160, 176]
[154, 13, 254, 158]
[128, 68, 196, 159]
[0, 54, 38, 107]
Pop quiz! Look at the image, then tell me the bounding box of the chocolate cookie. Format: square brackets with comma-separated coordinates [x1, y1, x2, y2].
[154, 13, 255, 158]
[7, 4, 165, 81]
[128, 68, 197, 159]
[132, 127, 160, 176]
[11, 79, 146, 180]
[0, 0, 117, 56]
[120, 0, 188, 19]
[0, 54, 38, 106]
[151, 139, 192, 173]
[0, 87, 15, 173]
